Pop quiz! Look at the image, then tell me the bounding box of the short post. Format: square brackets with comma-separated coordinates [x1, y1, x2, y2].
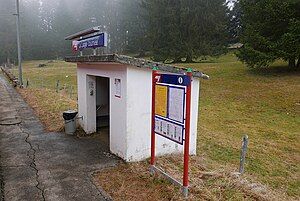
[93, 49, 97, 55]
[239, 135, 249, 174]
[69, 86, 73, 98]
[56, 80, 60, 93]
[26, 79, 29, 88]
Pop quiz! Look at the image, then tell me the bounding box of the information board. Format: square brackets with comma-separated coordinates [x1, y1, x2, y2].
[151, 70, 193, 196]
[154, 74, 190, 144]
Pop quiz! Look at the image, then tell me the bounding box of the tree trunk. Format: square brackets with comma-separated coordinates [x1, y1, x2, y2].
[186, 53, 193, 63]
[288, 58, 296, 68]
[173, 57, 182, 63]
[137, 50, 145, 58]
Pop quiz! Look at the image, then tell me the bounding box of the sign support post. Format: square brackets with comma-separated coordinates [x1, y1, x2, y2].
[182, 68, 192, 197]
[150, 67, 158, 169]
[150, 67, 193, 198]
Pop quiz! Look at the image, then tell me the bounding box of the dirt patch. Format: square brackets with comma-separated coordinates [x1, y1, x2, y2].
[94, 162, 184, 201]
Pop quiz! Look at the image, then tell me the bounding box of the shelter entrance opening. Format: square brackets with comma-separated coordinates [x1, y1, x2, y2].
[96, 76, 110, 146]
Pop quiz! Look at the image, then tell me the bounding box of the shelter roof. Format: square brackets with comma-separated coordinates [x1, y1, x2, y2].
[65, 54, 209, 79]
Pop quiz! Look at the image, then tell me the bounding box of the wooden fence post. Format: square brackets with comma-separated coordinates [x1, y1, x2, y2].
[56, 80, 60, 93]
[239, 135, 249, 174]
[69, 85, 73, 98]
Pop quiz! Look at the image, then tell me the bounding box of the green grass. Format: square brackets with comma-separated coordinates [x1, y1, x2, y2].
[178, 53, 300, 197]
[12, 60, 77, 93]
[12, 53, 300, 198]
[11, 60, 78, 131]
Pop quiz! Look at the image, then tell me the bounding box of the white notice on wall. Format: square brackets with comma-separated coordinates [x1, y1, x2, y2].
[115, 78, 121, 98]
[168, 87, 185, 123]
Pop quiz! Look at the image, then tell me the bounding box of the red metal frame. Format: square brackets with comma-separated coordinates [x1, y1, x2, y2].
[150, 70, 158, 165]
[183, 71, 192, 189]
[150, 69, 192, 193]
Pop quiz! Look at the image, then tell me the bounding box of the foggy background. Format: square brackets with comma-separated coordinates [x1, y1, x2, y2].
[0, 0, 238, 63]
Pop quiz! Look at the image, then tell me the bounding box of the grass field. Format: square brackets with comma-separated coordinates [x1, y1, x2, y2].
[13, 60, 77, 91]
[10, 53, 300, 200]
[184, 54, 299, 197]
[11, 60, 77, 131]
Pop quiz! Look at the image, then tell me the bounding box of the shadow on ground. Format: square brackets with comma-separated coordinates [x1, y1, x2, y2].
[247, 65, 300, 77]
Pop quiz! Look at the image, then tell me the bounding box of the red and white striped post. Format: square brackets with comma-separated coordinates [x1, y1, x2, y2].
[182, 68, 192, 197]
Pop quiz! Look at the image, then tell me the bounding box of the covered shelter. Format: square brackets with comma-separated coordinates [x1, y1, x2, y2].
[65, 54, 208, 162]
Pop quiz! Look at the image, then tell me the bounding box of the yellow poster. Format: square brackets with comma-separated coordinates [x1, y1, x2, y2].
[155, 85, 168, 117]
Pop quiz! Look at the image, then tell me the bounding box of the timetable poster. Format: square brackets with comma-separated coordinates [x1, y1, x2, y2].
[168, 87, 185, 123]
[155, 117, 184, 145]
[155, 85, 168, 117]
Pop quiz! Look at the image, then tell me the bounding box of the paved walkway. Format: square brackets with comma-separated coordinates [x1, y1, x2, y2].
[0, 73, 118, 201]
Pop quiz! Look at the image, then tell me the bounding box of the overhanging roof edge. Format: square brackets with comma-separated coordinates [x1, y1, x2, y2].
[64, 54, 210, 79]
[64, 26, 102, 40]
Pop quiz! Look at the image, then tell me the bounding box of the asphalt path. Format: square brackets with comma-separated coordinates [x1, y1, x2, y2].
[0, 73, 118, 201]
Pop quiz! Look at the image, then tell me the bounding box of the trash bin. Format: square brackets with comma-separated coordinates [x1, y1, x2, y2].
[63, 110, 78, 135]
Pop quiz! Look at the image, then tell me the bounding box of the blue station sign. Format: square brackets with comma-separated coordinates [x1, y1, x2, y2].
[72, 33, 107, 51]
[158, 74, 191, 86]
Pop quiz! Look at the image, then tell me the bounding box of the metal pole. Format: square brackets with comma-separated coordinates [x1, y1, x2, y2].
[15, 0, 23, 86]
[182, 69, 192, 198]
[56, 80, 60, 93]
[150, 68, 158, 168]
[239, 135, 249, 174]
[69, 86, 73, 98]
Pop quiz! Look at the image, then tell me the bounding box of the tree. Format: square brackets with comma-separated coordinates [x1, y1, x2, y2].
[0, 0, 17, 64]
[51, 0, 82, 57]
[119, 0, 150, 57]
[144, 0, 229, 63]
[236, 0, 300, 68]
[228, 0, 242, 44]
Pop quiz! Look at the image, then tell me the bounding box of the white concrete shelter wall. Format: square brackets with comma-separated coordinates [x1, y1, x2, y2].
[126, 66, 200, 162]
[77, 63, 200, 162]
[77, 63, 127, 159]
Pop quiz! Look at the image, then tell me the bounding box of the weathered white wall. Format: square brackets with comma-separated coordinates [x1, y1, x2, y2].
[190, 77, 200, 155]
[77, 63, 200, 162]
[126, 66, 199, 162]
[77, 63, 127, 159]
[86, 75, 96, 133]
